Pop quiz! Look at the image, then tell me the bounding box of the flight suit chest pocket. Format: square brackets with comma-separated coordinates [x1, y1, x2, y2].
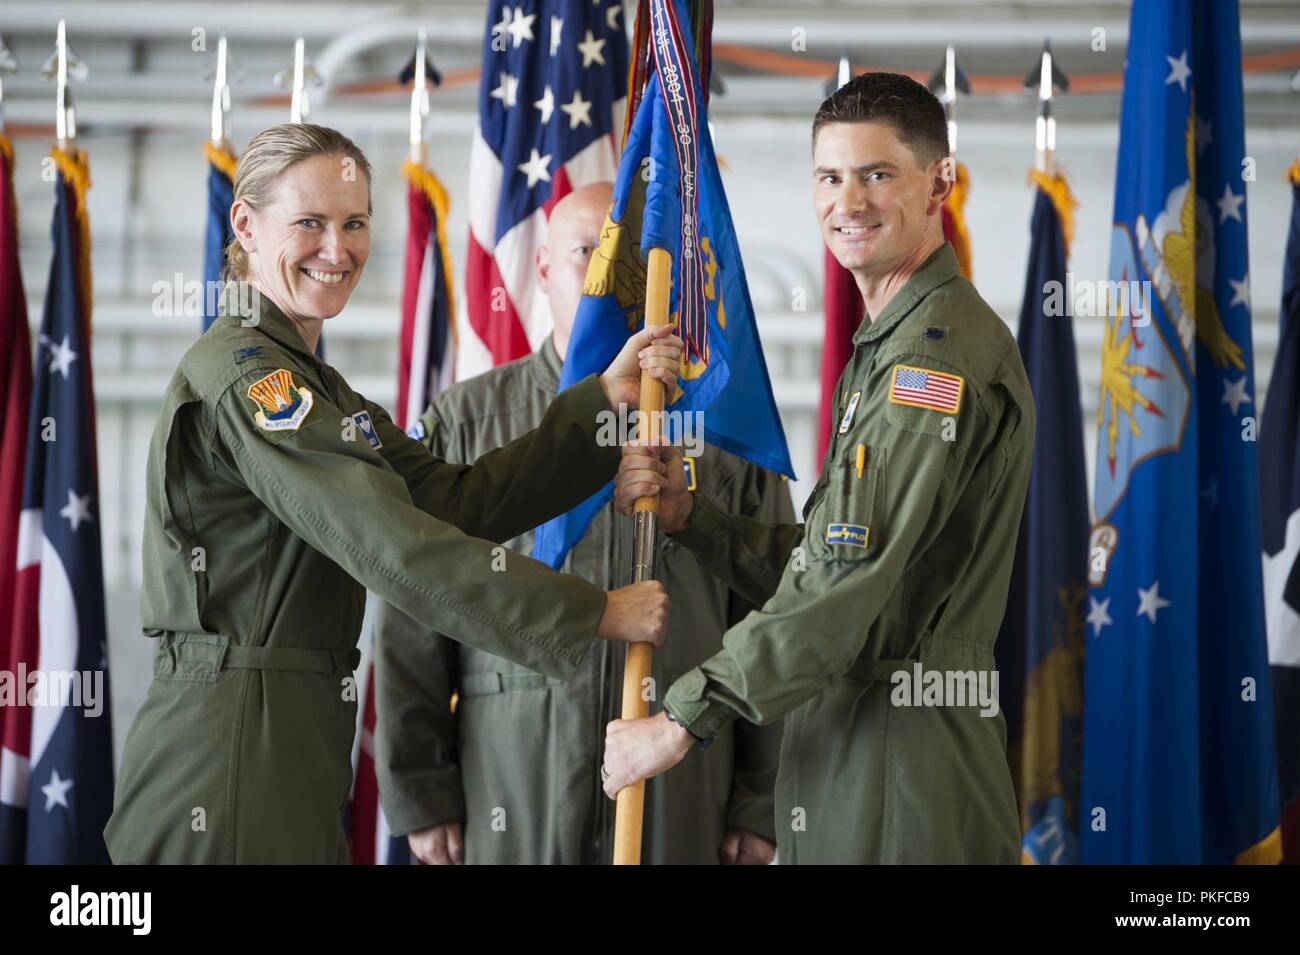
[807, 449, 885, 562]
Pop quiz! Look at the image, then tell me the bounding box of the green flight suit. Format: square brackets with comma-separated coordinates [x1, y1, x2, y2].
[662, 244, 1035, 864]
[104, 294, 624, 864]
[374, 338, 791, 864]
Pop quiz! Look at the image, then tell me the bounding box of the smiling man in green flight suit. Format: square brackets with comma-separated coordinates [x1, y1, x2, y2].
[604, 72, 1036, 864]
[375, 183, 792, 865]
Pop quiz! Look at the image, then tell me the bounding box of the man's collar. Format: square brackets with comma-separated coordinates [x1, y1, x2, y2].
[852, 243, 961, 345]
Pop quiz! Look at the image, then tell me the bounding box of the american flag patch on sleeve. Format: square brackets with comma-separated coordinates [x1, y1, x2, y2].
[888, 363, 964, 414]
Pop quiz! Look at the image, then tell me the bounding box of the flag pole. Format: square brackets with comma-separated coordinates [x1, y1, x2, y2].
[53, 20, 73, 150]
[409, 28, 429, 166]
[274, 35, 319, 125]
[0, 34, 16, 134]
[1030, 40, 1069, 176]
[928, 45, 973, 280]
[210, 34, 231, 148]
[612, 246, 672, 866]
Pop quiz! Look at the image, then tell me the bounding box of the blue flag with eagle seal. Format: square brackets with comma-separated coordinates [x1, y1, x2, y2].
[531, 0, 792, 569]
[1080, 0, 1280, 864]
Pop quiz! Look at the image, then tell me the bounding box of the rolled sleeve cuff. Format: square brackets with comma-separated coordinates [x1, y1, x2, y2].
[726, 797, 777, 845]
[671, 492, 729, 553]
[380, 766, 466, 837]
[663, 667, 738, 742]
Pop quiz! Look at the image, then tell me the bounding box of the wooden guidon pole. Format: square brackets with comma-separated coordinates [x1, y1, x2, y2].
[612, 247, 673, 865]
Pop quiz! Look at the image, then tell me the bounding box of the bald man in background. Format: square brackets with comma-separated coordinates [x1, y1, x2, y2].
[373, 183, 793, 864]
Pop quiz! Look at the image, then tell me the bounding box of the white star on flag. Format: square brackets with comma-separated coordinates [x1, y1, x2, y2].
[550, 16, 564, 56]
[1087, 596, 1113, 637]
[578, 29, 606, 68]
[534, 86, 555, 124]
[1165, 50, 1191, 92]
[41, 769, 74, 812]
[506, 8, 536, 48]
[47, 335, 77, 378]
[1137, 581, 1171, 624]
[60, 488, 94, 532]
[490, 71, 519, 108]
[561, 89, 594, 128]
[1228, 274, 1250, 308]
[517, 148, 552, 188]
[1221, 376, 1251, 415]
[1216, 182, 1245, 224]
[606, 5, 621, 30]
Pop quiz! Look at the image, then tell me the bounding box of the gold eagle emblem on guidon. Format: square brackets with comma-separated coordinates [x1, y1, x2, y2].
[583, 163, 722, 394]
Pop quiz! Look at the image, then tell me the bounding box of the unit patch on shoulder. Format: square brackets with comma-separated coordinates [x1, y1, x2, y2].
[826, 522, 869, 548]
[247, 369, 313, 432]
[406, 419, 427, 442]
[838, 391, 862, 434]
[888, 363, 963, 414]
[351, 410, 383, 450]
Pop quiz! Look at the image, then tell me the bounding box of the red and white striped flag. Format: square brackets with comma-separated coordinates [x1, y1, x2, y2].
[396, 161, 457, 429]
[0, 133, 32, 771]
[457, 0, 629, 379]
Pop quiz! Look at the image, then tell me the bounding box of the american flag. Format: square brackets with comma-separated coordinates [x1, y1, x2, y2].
[459, 0, 629, 378]
[0, 146, 114, 864]
[889, 364, 963, 414]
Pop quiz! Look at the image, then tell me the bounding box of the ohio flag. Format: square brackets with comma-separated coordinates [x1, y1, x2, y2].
[0, 146, 114, 864]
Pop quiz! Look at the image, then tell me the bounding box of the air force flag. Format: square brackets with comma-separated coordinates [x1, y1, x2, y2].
[1080, 0, 1279, 864]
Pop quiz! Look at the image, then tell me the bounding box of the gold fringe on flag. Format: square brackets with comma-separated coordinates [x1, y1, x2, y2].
[946, 160, 973, 281]
[1234, 824, 1281, 865]
[0, 134, 17, 235]
[402, 159, 459, 353]
[205, 141, 238, 182]
[1287, 158, 1300, 187]
[1028, 167, 1079, 259]
[50, 145, 92, 335]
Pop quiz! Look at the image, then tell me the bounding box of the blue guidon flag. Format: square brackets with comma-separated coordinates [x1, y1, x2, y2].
[1081, 0, 1279, 863]
[531, 0, 792, 569]
[1259, 158, 1300, 863]
[0, 146, 114, 864]
[202, 142, 237, 332]
[995, 169, 1087, 865]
